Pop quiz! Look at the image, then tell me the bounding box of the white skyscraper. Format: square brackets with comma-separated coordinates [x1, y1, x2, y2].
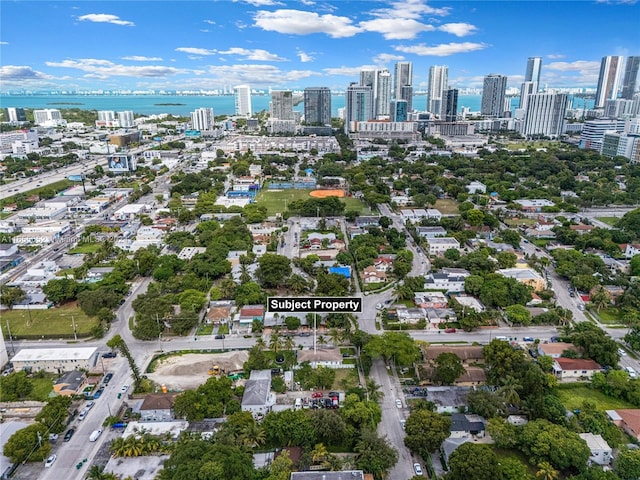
[270, 91, 294, 120]
[345, 83, 373, 133]
[375, 69, 392, 118]
[427, 65, 448, 116]
[394, 61, 413, 100]
[595, 56, 624, 108]
[522, 92, 568, 139]
[118, 111, 135, 128]
[525, 57, 542, 85]
[234, 85, 252, 116]
[191, 107, 215, 131]
[33, 109, 63, 126]
[98, 111, 116, 123]
[519, 81, 538, 110]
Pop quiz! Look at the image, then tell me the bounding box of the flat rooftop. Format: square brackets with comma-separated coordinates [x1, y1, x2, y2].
[12, 347, 97, 362]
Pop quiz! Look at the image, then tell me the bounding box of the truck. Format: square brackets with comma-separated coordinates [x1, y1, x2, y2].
[208, 365, 221, 376]
[89, 429, 103, 442]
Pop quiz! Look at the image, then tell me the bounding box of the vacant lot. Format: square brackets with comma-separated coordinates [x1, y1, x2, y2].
[2, 303, 98, 338]
[596, 217, 619, 227]
[434, 198, 459, 215]
[557, 386, 635, 411]
[256, 188, 368, 215]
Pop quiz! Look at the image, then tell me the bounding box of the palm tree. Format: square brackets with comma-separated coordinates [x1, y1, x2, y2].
[110, 437, 127, 457]
[325, 453, 343, 471]
[591, 286, 610, 312]
[536, 461, 559, 480]
[498, 375, 522, 406]
[239, 264, 251, 284]
[283, 335, 295, 351]
[255, 337, 266, 349]
[329, 328, 341, 348]
[311, 443, 328, 464]
[239, 423, 265, 449]
[287, 274, 308, 294]
[365, 379, 384, 402]
[269, 332, 282, 353]
[317, 335, 327, 347]
[87, 465, 107, 480]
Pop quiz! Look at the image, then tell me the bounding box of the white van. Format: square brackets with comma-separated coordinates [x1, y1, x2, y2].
[89, 429, 103, 442]
[495, 336, 508, 341]
[626, 367, 637, 378]
[294, 398, 302, 410]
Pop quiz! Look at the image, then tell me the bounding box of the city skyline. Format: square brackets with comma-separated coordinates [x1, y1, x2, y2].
[0, 1, 638, 94]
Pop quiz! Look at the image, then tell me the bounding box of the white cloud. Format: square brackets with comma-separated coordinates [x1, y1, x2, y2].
[369, 0, 450, 20]
[297, 50, 314, 62]
[438, 23, 478, 37]
[373, 53, 405, 64]
[547, 54, 565, 59]
[595, 0, 638, 4]
[218, 47, 287, 61]
[359, 18, 434, 40]
[0, 41, 8, 45]
[300, 0, 315, 4]
[77, 13, 134, 27]
[205, 63, 317, 86]
[323, 65, 377, 76]
[394, 42, 487, 56]
[122, 56, 163, 62]
[236, 0, 284, 5]
[545, 60, 600, 73]
[45, 58, 188, 78]
[203, 20, 216, 25]
[176, 47, 216, 56]
[254, 9, 361, 38]
[0, 65, 52, 80]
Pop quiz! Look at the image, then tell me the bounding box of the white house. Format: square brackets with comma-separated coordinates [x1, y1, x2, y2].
[426, 237, 460, 256]
[241, 370, 276, 418]
[467, 181, 487, 194]
[579, 433, 612, 466]
[424, 270, 469, 293]
[624, 244, 640, 259]
[416, 226, 447, 239]
[297, 349, 348, 369]
[11, 347, 97, 373]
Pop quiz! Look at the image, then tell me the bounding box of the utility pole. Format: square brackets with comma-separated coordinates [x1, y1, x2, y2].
[71, 315, 77, 341]
[156, 314, 163, 352]
[5, 320, 16, 356]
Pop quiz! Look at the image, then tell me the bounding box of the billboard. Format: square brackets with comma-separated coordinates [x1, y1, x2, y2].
[107, 154, 136, 173]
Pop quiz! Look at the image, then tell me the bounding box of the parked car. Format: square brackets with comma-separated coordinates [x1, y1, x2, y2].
[121, 385, 129, 393]
[45, 454, 57, 468]
[103, 373, 113, 384]
[102, 352, 117, 358]
[619, 348, 628, 357]
[63, 428, 75, 442]
[413, 463, 423, 476]
[89, 429, 103, 442]
[214, 334, 225, 339]
[523, 337, 534, 342]
[78, 409, 88, 421]
[445, 328, 456, 333]
[311, 392, 323, 398]
[93, 388, 104, 399]
[396, 399, 402, 408]
[85, 401, 95, 410]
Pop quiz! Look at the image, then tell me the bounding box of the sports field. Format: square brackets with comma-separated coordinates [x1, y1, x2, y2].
[255, 188, 369, 215]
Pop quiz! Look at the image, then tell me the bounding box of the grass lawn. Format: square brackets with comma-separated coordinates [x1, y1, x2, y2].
[503, 217, 537, 227]
[3, 303, 99, 338]
[333, 368, 360, 391]
[597, 308, 625, 325]
[31, 376, 54, 400]
[557, 386, 635, 411]
[68, 242, 103, 254]
[503, 140, 556, 151]
[434, 199, 459, 215]
[596, 217, 619, 227]
[197, 324, 214, 335]
[255, 188, 368, 215]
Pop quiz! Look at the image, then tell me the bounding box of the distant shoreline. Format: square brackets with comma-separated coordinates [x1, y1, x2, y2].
[154, 103, 186, 106]
[46, 102, 84, 105]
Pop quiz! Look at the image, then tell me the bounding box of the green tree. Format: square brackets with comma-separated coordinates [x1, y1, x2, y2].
[0, 285, 26, 309]
[256, 254, 292, 288]
[340, 393, 382, 430]
[265, 449, 293, 480]
[43, 277, 79, 304]
[35, 395, 72, 433]
[404, 409, 451, 453]
[433, 352, 465, 385]
[364, 332, 420, 366]
[447, 443, 503, 480]
[354, 429, 398, 480]
[614, 448, 640, 480]
[2, 423, 50, 463]
[0, 371, 34, 401]
[107, 335, 142, 389]
[501, 457, 533, 480]
[536, 461, 559, 480]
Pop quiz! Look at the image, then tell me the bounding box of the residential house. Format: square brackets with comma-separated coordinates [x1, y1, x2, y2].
[242, 370, 276, 418]
[238, 305, 265, 325]
[355, 216, 381, 227]
[414, 291, 448, 308]
[425, 386, 472, 413]
[11, 347, 98, 374]
[424, 269, 469, 293]
[395, 307, 426, 324]
[497, 268, 546, 291]
[579, 433, 612, 466]
[623, 244, 640, 259]
[423, 345, 484, 364]
[227, 250, 248, 267]
[453, 295, 485, 313]
[373, 256, 394, 272]
[297, 349, 347, 369]
[467, 181, 487, 194]
[206, 301, 234, 325]
[607, 409, 640, 441]
[361, 266, 387, 284]
[53, 371, 87, 396]
[449, 413, 486, 439]
[535, 216, 558, 231]
[425, 308, 457, 326]
[570, 224, 596, 235]
[515, 199, 555, 213]
[177, 247, 206, 261]
[290, 472, 369, 480]
[426, 238, 460, 256]
[416, 226, 447, 239]
[537, 342, 577, 359]
[139, 394, 175, 422]
[85, 267, 114, 282]
[553, 358, 602, 381]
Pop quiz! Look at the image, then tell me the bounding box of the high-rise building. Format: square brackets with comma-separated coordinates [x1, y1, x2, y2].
[33, 109, 63, 126]
[401, 85, 414, 112]
[595, 56, 624, 108]
[360, 70, 376, 89]
[234, 85, 252, 116]
[525, 57, 542, 85]
[270, 91, 294, 120]
[390, 100, 408, 122]
[191, 107, 215, 131]
[304, 87, 332, 125]
[442, 88, 459, 122]
[118, 111, 135, 128]
[394, 61, 413, 101]
[3, 107, 26, 122]
[427, 66, 448, 115]
[98, 111, 116, 123]
[621, 56, 640, 100]
[375, 70, 392, 118]
[519, 81, 538, 111]
[481, 74, 507, 117]
[344, 83, 373, 133]
[521, 92, 568, 139]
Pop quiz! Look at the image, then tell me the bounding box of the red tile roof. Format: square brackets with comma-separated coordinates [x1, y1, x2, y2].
[555, 357, 601, 371]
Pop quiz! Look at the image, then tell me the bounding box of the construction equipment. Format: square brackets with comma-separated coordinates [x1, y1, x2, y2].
[208, 365, 221, 376]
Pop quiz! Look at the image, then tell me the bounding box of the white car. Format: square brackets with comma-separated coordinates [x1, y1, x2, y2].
[619, 348, 628, 357]
[376, 303, 383, 310]
[413, 463, 423, 476]
[400, 420, 406, 430]
[85, 401, 95, 410]
[121, 385, 129, 393]
[45, 454, 57, 468]
[396, 399, 402, 408]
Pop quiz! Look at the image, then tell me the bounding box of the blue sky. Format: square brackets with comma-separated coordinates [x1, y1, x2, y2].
[0, 0, 638, 93]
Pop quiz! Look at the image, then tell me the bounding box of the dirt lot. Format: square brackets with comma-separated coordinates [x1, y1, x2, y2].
[147, 351, 249, 391]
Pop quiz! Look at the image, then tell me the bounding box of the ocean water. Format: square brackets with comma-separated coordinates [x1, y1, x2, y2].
[0, 93, 593, 117]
